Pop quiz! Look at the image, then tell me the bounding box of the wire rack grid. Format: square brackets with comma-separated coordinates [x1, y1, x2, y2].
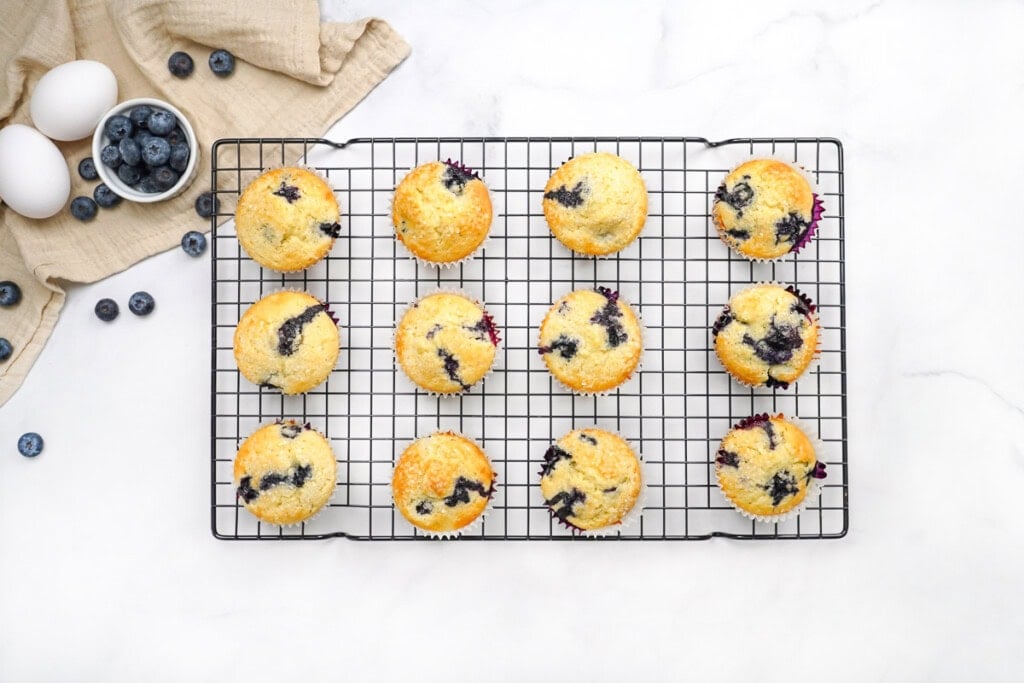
[210, 136, 848, 541]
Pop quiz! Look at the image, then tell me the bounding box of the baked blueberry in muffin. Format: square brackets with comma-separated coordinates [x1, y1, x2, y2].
[538, 287, 642, 394]
[712, 284, 819, 389]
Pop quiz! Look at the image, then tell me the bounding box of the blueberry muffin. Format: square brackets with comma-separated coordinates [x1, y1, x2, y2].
[713, 284, 819, 389]
[715, 414, 826, 520]
[539, 428, 642, 532]
[542, 152, 648, 256]
[392, 432, 495, 534]
[395, 291, 499, 394]
[234, 291, 340, 394]
[712, 158, 823, 260]
[235, 167, 341, 271]
[392, 160, 492, 265]
[538, 287, 642, 394]
[233, 420, 337, 525]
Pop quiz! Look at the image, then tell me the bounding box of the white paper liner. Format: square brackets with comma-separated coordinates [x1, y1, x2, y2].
[388, 431, 498, 539]
[390, 161, 494, 269]
[234, 287, 340, 395]
[710, 154, 824, 262]
[234, 419, 338, 528]
[538, 286, 647, 397]
[237, 164, 342, 273]
[539, 427, 646, 537]
[391, 288, 501, 397]
[711, 281, 822, 391]
[714, 414, 828, 524]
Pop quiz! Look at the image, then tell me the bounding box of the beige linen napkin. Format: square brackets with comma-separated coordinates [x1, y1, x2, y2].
[0, 0, 409, 407]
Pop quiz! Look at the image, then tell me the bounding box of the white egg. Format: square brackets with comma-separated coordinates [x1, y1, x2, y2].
[0, 124, 71, 219]
[30, 60, 118, 141]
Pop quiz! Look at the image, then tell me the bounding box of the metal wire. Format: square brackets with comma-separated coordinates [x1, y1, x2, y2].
[210, 137, 848, 541]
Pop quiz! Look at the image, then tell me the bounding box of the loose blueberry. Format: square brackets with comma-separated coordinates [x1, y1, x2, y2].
[100, 144, 122, 169]
[180, 230, 207, 256]
[103, 115, 133, 142]
[117, 164, 142, 186]
[17, 432, 43, 458]
[140, 137, 171, 166]
[146, 109, 176, 136]
[136, 175, 160, 194]
[132, 129, 154, 148]
[118, 138, 141, 167]
[166, 127, 186, 146]
[194, 192, 219, 218]
[78, 157, 98, 180]
[128, 291, 155, 316]
[94, 298, 119, 322]
[0, 338, 12, 362]
[167, 51, 194, 78]
[208, 49, 236, 76]
[129, 105, 153, 130]
[70, 197, 98, 221]
[150, 165, 180, 191]
[93, 183, 121, 208]
[0, 281, 22, 307]
[169, 143, 189, 172]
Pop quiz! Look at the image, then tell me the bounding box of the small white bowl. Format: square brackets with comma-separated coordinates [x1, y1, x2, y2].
[91, 97, 199, 203]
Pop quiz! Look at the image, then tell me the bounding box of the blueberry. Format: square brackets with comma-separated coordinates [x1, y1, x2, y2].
[95, 298, 119, 322]
[166, 127, 186, 146]
[443, 477, 489, 507]
[140, 137, 171, 166]
[93, 183, 121, 208]
[117, 164, 142, 186]
[167, 51, 194, 78]
[70, 197, 98, 221]
[0, 338, 12, 362]
[150, 165, 179, 191]
[103, 115, 133, 142]
[169, 143, 189, 172]
[78, 157, 98, 180]
[208, 49, 236, 76]
[0, 281, 22, 307]
[544, 181, 586, 208]
[132, 129, 154, 147]
[17, 432, 43, 458]
[146, 110, 176, 136]
[129, 105, 153, 129]
[136, 175, 160, 194]
[100, 144, 122, 169]
[118, 138, 141, 166]
[128, 291, 155, 316]
[277, 304, 326, 355]
[194, 191, 219, 218]
[180, 230, 207, 256]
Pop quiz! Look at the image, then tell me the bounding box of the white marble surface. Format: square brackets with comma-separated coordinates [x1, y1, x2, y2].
[2, 0, 1023, 679]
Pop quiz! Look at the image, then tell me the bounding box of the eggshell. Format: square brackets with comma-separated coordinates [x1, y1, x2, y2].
[0, 124, 71, 219]
[29, 60, 118, 141]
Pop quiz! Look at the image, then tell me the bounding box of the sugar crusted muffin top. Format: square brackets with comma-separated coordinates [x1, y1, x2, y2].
[542, 152, 648, 256]
[713, 284, 818, 389]
[395, 291, 499, 394]
[538, 287, 642, 394]
[234, 291, 340, 395]
[539, 428, 642, 531]
[392, 160, 493, 264]
[235, 167, 341, 272]
[233, 420, 337, 526]
[715, 414, 826, 519]
[712, 158, 819, 260]
[392, 432, 495, 533]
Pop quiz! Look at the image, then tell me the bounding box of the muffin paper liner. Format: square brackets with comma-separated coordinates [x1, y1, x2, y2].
[237, 164, 342, 273]
[391, 159, 493, 269]
[234, 419, 338, 528]
[710, 155, 824, 262]
[537, 427, 647, 537]
[538, 286, 647, 397]
[710, 281, 821, 391]
[389, 430, 498, 539]
[392, 288, 502, 397]
[234, 288, 341, 395]
[714, 414, 828, 524]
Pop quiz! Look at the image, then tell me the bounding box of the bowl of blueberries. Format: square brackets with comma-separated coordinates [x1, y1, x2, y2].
[91, 97, 198, 203]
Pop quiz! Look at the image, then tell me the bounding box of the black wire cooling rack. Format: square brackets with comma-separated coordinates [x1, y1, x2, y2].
[210, 136, 848, 541]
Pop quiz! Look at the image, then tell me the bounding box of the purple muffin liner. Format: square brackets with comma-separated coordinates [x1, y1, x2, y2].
[791, 193, 825, 255]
